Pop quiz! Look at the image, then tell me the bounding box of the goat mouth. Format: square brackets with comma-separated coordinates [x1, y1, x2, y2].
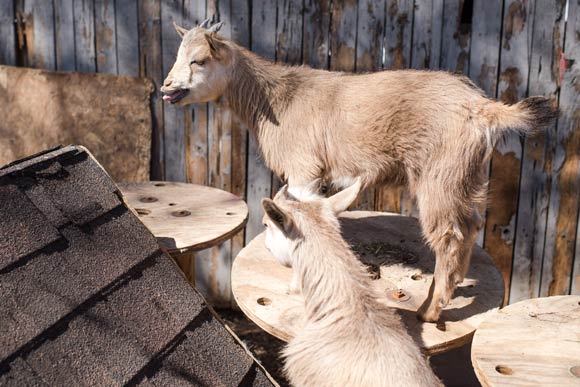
[162, 89, 189, 104]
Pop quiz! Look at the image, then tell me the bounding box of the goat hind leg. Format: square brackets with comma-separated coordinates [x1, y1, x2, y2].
[418, 211, 482, 322]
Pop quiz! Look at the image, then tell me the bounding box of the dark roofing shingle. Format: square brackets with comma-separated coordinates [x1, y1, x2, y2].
[0, 145, 276, 387]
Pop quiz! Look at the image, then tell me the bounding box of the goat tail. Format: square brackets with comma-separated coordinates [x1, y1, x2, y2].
[483, 96, 558, 146]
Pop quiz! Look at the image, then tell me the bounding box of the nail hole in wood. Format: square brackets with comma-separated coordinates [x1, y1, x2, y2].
[154, 183, 166, 187]
[172, 210, 191, 217]
[226, 212, 235, 215]
[169, 203, 176, 206]
[495, 365, 513, 375]
[140, 196, 158, 203]
[257, 297, 271, 306]
[135, 208, 151, 216]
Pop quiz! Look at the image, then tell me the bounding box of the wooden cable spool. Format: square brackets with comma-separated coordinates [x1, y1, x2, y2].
[119, 181, 248, 253]
[232, 211, 504, 356]
[471, 295, 580, 387]
[119, 181, 248, 286]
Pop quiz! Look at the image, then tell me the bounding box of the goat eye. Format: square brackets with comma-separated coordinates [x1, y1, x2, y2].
[190, 60, 205, 66]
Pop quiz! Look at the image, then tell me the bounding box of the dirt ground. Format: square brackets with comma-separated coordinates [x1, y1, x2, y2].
[218, 308, 290, 386]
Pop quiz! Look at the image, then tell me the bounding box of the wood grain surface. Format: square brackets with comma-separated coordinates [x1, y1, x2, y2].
[471, 295, 580, 387]
[119, 181, 248, 254]
[232, 211, 504, 356]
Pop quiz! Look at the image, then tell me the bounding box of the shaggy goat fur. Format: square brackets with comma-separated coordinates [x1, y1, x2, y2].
[261, 182, 442, 387]
[161, 23, 558, 321]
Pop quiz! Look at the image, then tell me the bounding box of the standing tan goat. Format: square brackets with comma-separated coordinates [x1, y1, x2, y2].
[261, 181, 443, 387]
[161, 20, 558, 321]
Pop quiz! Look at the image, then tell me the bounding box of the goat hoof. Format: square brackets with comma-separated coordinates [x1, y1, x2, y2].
[417, 303, 442, 322]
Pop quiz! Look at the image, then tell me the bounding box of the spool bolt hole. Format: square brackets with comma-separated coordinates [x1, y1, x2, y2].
[140, 196, 158, 203]
[495, 365, 513, 375]
[172, 210, 191, 217]
[135, 208, 151, 216]
[257, 297, 271, 306]
[411, 273, 423, 281]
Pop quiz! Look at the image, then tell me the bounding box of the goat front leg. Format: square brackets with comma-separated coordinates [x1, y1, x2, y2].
[287, 267, 301, 295]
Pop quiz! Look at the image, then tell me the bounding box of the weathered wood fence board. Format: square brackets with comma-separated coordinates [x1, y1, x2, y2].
[2, 0, 579, 306]
[544, 0, 580, 297]
[510, 0, 566, 303]
[468, 0, 502, 247]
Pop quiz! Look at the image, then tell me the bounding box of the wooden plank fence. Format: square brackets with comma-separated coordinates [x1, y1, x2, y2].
[1, 0, 579, 306]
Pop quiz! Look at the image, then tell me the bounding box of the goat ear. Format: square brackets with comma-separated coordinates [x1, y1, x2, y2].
[327, 178, 362, 214]
[208, 21, 224, 33]
[274, 185, 298, 201]
[204, 33, 225, 58]
[262, 198, 295, 235]
[173, 22, 189, 38]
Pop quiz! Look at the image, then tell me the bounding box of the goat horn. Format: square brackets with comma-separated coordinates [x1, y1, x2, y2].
[199, 17, 211, 28]
[208, 21, 224, 33]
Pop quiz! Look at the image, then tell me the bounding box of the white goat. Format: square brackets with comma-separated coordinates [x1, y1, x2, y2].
[261, 181, 443, 387]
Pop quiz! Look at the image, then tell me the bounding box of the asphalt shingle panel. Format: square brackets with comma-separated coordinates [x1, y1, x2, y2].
[0, 184, 62, 271]
[0, 145, 275, 387]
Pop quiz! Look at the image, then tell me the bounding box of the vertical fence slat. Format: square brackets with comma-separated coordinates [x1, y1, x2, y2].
[510, 1, 565, 303]
[302, 0, 331, 69]
[354, 0, 384, 211]
[402, 0, 443, 217]
[467, 0, 502, 247]
[228, 0, 251, 273]
[95, 0, 117, 74]
[272, 0, 303, 194]
[276, 0, 303, 65]
[116, 0, 140, 76]
[376, 0, 413, 214]
[184, 0, 208, 187]
[73, 0, 96, 72]
[440, 0, 471, 74]
[246, 0, 276, 244]
[329, 0, 357, 72]
[54, 0, 75, 71]
[21, 0, 56, 70]
[484, 0, 535, 301]
[205, 0, 234, 307]
[138, 0, 164, 180]
[0, 0, 16, 66]
[543, 0, 580, 297]
[161, 0, 186, 182]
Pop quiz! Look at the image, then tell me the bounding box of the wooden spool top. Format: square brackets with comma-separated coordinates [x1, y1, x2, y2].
[471, 295, 580, 387]
[119, 182, 248, 253]
[232, 211, 504, 356]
